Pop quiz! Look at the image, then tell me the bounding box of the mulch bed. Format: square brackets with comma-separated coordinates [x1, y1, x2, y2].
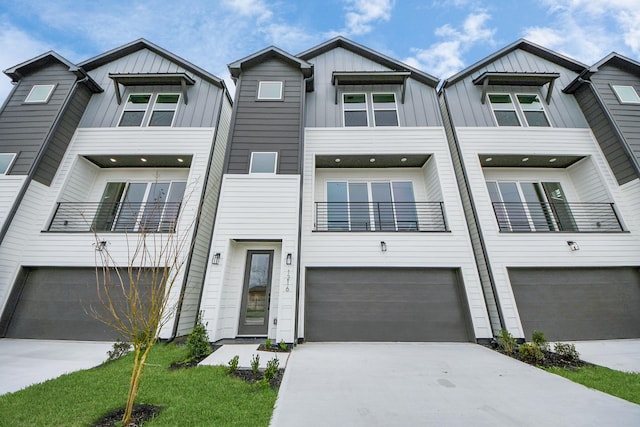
[257, 343, 292, 353]
[92, 404, 161, 427]
[490, 345, 592, 369]
[230, 368, 285, 389]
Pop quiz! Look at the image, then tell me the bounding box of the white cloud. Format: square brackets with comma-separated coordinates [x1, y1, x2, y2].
[336, 0, 394, 36]
[404, 11, 495, 79]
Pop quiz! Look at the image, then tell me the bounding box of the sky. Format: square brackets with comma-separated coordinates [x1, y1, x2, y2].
[0, 0, 639, 101]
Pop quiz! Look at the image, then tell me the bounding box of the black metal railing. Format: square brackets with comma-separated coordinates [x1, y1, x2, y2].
[314, 202, 447, 232]
[47, 202, 182, 233]
[491, 202, 623, 232]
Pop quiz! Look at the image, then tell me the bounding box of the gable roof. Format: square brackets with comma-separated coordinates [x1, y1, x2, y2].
[298, 36, 439, 88]
[78, 38, 226, 89]
[564, 53, 640, 93]
[228, 46, 313, 79]
[442, 39, 588, 89]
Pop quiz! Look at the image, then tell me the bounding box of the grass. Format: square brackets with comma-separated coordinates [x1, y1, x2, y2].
[546, 365, 640, 405]
[0, 343, 278, 427]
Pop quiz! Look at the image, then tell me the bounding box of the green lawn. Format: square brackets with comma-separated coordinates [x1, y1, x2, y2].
[0, 344, 278, 427]
[546, 365, 640, 405]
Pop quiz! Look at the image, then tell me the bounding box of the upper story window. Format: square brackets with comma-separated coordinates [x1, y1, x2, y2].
[343, 93, 368, 127]
[488, 94, 521, 126]
[25, 84, 56, 103]
[372, 93, 399, 126]
[118, 93, 180, 127]
[257, 81, 283, 100]
[250, 152, 278, 174]
[516, 94, 550, 127]
[488, 93, 550, 127]
[0, 153, 16, 174]
[611, 85, 640, 104]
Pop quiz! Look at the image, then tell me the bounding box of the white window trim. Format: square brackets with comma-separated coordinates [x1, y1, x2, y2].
[0, 153, 17, 175]
[342, 93, 369, 127]
[515, 93, 551, 127]
[118, 93, 180, 127]
[149, 93, 180, 127]
[118, 93, 152, 127]
[488, 93, 522, 127]
[611, 85, 640, 104]
[257, 81, 284, 100]
[24, 84, 56, 103]
[249, 152, 278, 174]
[372, 93, 400, 127]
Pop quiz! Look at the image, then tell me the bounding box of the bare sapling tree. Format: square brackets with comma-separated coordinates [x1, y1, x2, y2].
[90, 181, 197, 425]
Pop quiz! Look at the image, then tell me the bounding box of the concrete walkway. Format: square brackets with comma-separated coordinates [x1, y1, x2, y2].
[0, 339, 113, 395]
[569, 339, 640, 372]
[270, 342, 640, 427]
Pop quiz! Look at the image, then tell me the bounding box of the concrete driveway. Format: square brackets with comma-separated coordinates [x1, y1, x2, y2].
[270, 342, 640, 427]
[0, 339, 113, 395]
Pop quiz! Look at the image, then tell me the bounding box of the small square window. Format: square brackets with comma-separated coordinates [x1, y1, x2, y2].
[612, 85, 640, 104]
[25, 84, 56, 103]
[0, 153, 16, 174]
[343, 93, 368, 127]
[250, 152, 277, 174]
[257, 81, 283, 100]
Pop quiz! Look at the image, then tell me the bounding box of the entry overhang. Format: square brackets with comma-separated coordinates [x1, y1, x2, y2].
[109, 72, 196, 104]
[332, 71, 411, 104]
[473, 72, 560, 105]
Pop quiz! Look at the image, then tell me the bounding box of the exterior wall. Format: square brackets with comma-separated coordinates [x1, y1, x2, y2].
[446, 50, 587, 128]
[79, 49, 223, 128]
[225, 58, 304, 175]
[200, 175, 300, 342]
[304, 47, 442, 127]
[455, 127, 640, 337]
[300, 127, 493, 340]
[0, 61, 77, 175]
[0, 176, 26, 233]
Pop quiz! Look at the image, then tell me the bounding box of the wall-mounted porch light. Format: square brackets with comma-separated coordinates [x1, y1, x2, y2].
[380, 241, 387, 252]
[212, 253, 221, 265]
[567, 241, 579, 251]
[286, 253, 292, 265]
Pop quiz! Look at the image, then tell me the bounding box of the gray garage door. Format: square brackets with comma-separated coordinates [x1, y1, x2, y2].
[305, 268, 472, 342]
[3, 267, 151, 341]
[510, 267, 640, 341]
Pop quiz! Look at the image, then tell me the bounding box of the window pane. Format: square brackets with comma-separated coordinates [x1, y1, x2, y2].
[516, 94, 541, 107]
[345, 111, 368, 126]
[521, 183, 554, 231]
[0, 154, 15, 174]
[92, 182, 126, 232]
[542, 182, 577, 231]
[128, 94, 151, 104]
[258, 82, 283, 99]
[523, 111, 549, 127]
[149, 111, 174, 126]
[612, 85, 640, 103]
[158, 181, 186, 232]
[372, 93, 395, 103]
[344, 94, 366, 104]
[156, 94, 179, 104]
[488, 94, 512, 104]
[25, 85, 55, 103]
[371, 182, 395, 231]
[327, 182, 348, 231]
[250, 152, 277, 173]
[349, 183, 370, 231]
[495, 111, 520, 126]
[498, 182, 530, 231]
[244, 253, 271, 325]
[392, 182, 418, 230]
[115, 183, 147, 231]
[140, 182, 170, 231]
[119, 111, 145, 126]
[374, 110, 398, 126]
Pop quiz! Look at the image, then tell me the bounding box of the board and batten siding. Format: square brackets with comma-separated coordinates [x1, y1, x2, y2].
[79, 48, 223, 128]
[0, 62, 78, 175]
[446, 49, 588, 128]
[200, 175, 300, 342]
[226, 58, 304, 175]
[300, 127, 493, 340]
[304, 47, 442, 127]
[455, 127, 640, 337]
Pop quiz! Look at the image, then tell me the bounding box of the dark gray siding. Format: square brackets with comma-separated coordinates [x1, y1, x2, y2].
[33, 84, 93, 185]
[226, 58, 304, 174]
[590, 64, 640, 179]
[574, 85, 638, 184]
[0, 62, 77, 175]
[509, 267, 640, 341]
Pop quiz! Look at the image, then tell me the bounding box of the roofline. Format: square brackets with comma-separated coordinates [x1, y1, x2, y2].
[442, 38, 588, 89]
[228, 45, 313, 79]
[592, 52, 640, 70]
[565, 52, 640, 94]
[297, 36, 440, 87]
[78, 38, 227, 90]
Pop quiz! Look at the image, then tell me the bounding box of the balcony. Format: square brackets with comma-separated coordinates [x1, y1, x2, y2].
[47, 202, 182, 233]
[314, 202, 447, 232]
[491, 202, 623, 232]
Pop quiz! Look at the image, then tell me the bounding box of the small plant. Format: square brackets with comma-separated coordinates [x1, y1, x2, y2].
[531, 330, 549, 351]
[264, 357, 280, 381]
[265, 338, 272, 348]
[106, 339, 131, 362]
[278, 340, 288, 351]
[227, 355, 239, 374]
[250, 354, 260, 375]
[496, 329, 517, 355]
[186, 313, 212, 361]
[554, 342, 580, 363]
[519, 342, 545, 364]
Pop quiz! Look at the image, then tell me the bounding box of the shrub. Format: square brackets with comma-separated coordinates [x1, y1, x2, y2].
[519, 342, 545, 364]
[106, 340, 131, 362]
[531, 330, 549, 351]
[278, 340, 288, 351]
[186, 313, 212, 361]
[227, 355, 239, 374]
[496, 329, 517, 355]
[554, 342, 580, 363]
[264, 357, 280, 381]
[250, 354, 260, 375]
[265, 338, 272, 348]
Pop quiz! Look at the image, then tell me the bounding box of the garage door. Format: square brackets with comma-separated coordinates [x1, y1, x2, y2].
[510, 267, 640, 341]
[305, 268, 472, 342]
[3, 267, 151, 341]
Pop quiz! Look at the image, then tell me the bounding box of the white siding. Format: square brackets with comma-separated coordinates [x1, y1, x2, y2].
[301, 127, 493, 339]
[0, 175, 26, 231]
[200, 175, 300, 342]
[456, 127, 640, 337]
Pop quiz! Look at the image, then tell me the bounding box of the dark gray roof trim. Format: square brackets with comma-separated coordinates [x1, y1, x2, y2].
[442, 39, 587, 89]
[298, 36, 439, 87]
[228, 46, 313, 79]
[565, 52, 640, 93]
[4, 51, 102, 93]
[109, 72, 196, 104]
